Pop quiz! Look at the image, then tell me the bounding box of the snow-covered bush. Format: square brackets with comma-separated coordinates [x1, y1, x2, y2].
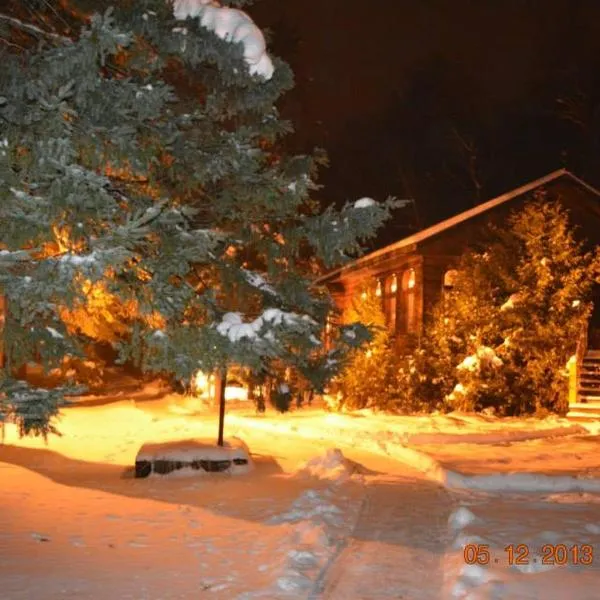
[446, 345, 509, 412]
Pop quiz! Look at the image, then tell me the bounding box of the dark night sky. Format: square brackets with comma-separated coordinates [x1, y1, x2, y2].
[250, 0, 600, 242]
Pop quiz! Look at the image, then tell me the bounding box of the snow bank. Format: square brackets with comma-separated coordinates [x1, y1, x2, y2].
[543, 492, 600, 504]
[296, 448, 354, 483]
[269, 491, 352, 597]
[444, 514, 502, 599]
[443, 498, 600, 599]
[226, 412, 599, 494]
[252, 451, 364, 598]
[380, 442, 600, 493]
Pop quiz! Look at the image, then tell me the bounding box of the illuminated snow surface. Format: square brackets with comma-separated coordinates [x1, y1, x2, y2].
[1, 381, 600, 598]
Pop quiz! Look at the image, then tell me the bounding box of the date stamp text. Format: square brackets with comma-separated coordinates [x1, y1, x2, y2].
[463, 543, 594, 567]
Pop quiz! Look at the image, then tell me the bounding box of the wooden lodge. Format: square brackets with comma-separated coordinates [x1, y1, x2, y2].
[319, 169, 600, 356]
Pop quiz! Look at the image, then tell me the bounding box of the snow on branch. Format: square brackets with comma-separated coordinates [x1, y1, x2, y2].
[0, 13, 72, 45]
[172, 0, 274, 79]
[241, 268, 278, 296]
[354, 197, 376, 209]
[215, 308, 317, 344]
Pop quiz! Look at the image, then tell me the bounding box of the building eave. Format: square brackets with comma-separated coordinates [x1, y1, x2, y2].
[317, 169, 597, 285]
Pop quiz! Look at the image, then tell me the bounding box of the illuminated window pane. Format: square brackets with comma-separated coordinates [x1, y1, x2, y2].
[401, 268, 416, 333]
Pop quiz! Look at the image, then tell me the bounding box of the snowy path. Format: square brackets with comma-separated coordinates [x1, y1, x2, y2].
[314, 472, 455, 599]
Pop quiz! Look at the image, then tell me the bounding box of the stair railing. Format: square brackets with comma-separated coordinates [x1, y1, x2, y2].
[568, 322, 589, 405]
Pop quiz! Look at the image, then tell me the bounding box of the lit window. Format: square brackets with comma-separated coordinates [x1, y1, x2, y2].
[383, 274, 398, 332]
[401, 268, 417, 333]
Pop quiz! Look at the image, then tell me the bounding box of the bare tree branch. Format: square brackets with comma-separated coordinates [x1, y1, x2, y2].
[0, 13, 72, 45]
[556, 93, 590, 132]
[38, 0, 73, 32]
[0, 36, 26, 51]
[451, 126, 483, 203]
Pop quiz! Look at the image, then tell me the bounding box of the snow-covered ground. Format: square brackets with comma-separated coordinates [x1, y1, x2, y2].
[1, 383, 600, 598]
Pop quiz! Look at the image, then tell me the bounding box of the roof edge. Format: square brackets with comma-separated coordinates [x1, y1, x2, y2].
[317, 169, 596, 284]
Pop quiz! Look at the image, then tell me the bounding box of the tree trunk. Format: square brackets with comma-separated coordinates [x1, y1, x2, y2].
[216, 368, 227, 446]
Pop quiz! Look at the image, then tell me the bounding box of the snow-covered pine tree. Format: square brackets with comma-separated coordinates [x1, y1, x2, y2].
[502, 199, 600, 414]
[411, 247, 512, 412]
[0, 0, 397, 436]
[413, 198, 600, 415]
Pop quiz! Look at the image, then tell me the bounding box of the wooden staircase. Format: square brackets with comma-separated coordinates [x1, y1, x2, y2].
[567, 349, 600, 421]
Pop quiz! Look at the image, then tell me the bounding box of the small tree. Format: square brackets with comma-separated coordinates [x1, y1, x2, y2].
[333, 288, 399, 411]
[410, 198, 600, 415]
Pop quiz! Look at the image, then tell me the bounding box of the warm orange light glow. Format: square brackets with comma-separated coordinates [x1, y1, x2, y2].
[360, 291, 367, 301]
[193, 370, 213, 396]
[192, 371, 249, 401]
[103, 162, 147, 182]
[375, 281, 382, 297]
[407, 270, 416, 289]
[390, 274, 398, 294]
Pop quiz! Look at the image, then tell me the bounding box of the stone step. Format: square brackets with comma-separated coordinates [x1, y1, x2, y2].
[569, 396, 600, 409]
[577, 395, 600, 404]
[569, 402, 600, 414]
[580, 369, 600, 377]
[580, 388, 600, 394]
[586, 349, 600, 358]
[566, 414, 600, 423]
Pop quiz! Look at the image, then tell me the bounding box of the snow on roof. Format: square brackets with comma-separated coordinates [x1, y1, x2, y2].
[319, 169, 600, 282]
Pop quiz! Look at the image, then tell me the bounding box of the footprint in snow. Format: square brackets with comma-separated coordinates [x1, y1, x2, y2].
[69, 536, 86, 547]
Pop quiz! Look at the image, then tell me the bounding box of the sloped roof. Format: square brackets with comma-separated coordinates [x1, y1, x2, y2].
[319, 169, 600, 283]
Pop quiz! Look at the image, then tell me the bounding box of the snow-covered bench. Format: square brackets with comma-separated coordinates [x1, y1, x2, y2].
[135, 438, 253, 478]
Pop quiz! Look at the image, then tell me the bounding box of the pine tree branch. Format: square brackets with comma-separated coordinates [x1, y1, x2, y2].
[0, 36, 26, 51]
[0, 13, 72, 45]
